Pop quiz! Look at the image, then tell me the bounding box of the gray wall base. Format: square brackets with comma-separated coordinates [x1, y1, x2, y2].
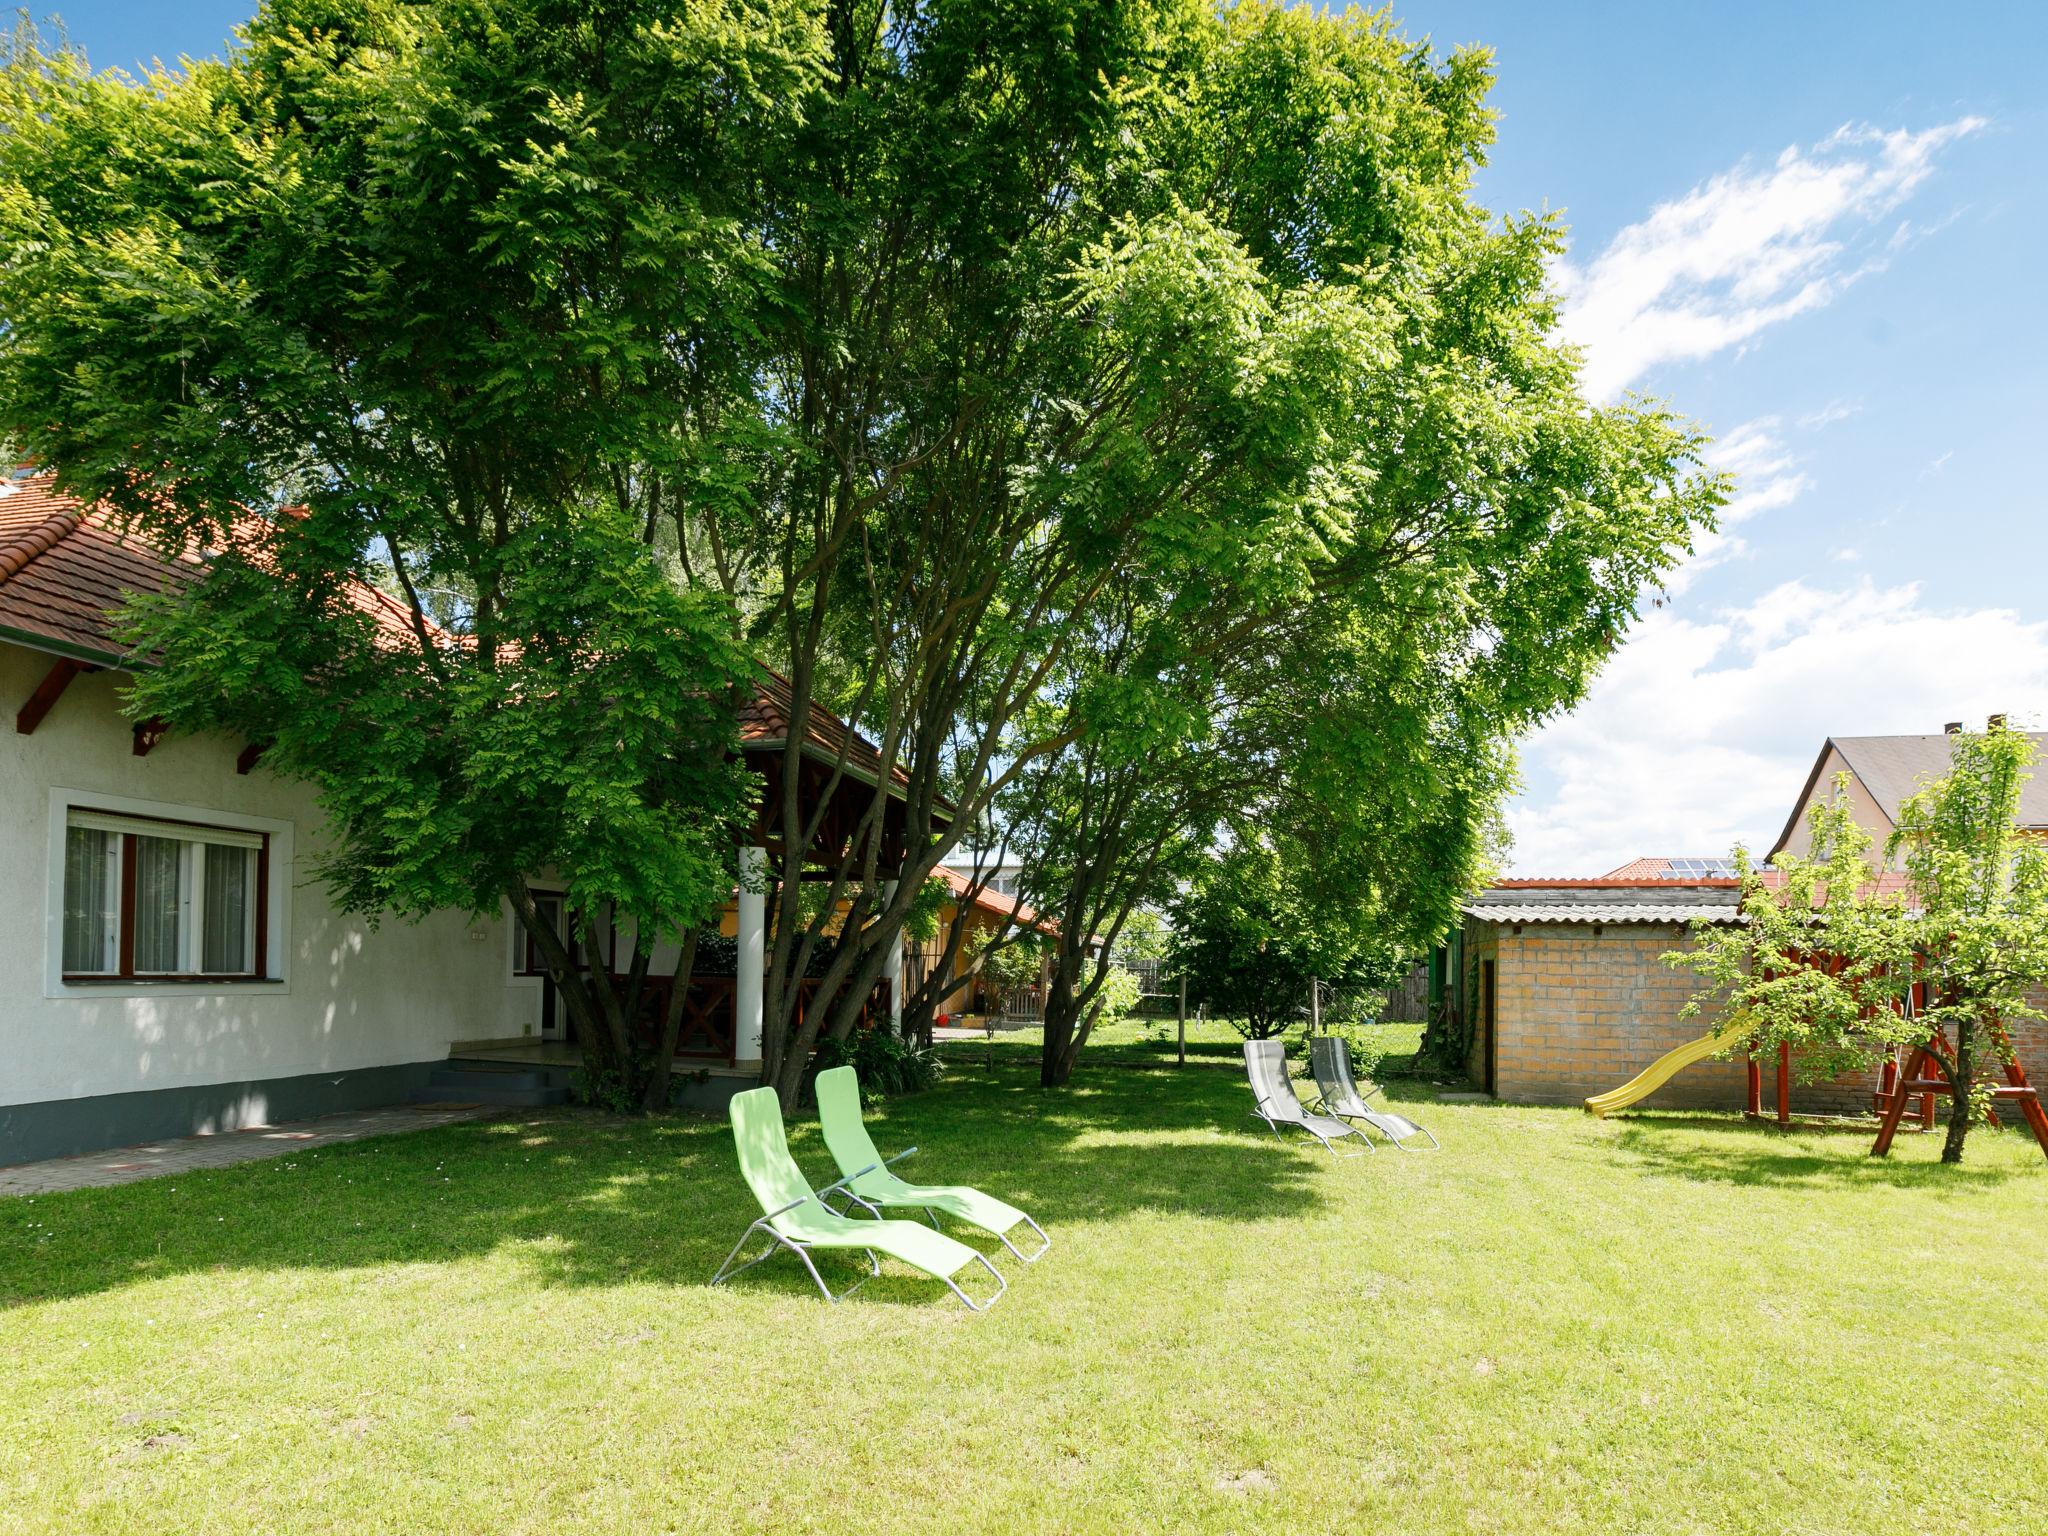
[667, 1071, 761, 1113]
[1, 1061, 443, 1167]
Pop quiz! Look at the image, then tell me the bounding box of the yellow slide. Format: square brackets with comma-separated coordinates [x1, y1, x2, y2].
[1583, 1020, 1753, 1117]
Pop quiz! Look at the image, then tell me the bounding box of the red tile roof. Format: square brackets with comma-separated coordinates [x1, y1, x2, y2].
[0, 476, 203, 662]
[934, 865, 1051, 932]
[1602, 856, 1738, 880]
[0, 474, 910, 798]
[735, 666, 910, 796]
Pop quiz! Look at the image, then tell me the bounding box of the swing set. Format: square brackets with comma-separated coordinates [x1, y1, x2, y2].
[1740, 960, 2048, 1161]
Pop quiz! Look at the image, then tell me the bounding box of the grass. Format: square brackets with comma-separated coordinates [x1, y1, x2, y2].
[4, 1050, 2046, 1533]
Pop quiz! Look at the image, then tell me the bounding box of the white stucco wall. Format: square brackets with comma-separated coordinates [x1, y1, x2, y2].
[2, 640, 539, 1109]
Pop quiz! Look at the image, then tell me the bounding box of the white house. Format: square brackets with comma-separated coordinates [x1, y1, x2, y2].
[2, 475, 915, 1165]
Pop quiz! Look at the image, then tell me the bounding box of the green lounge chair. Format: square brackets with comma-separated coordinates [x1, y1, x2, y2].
[711, 1085, 1007, 1311]
[813, 1065, 1050, 1264]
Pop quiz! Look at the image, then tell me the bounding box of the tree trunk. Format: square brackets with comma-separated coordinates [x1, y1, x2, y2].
[641, 927, 699, 1113]
[1040, 991, 1079, 1087]
[1039, 933, 1098, 1086]
[508, 882, 613, 1076]
[1942, 1018, 1975, 1165]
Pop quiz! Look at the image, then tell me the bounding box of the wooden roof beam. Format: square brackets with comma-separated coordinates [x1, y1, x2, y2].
[14, 656, 89, 735]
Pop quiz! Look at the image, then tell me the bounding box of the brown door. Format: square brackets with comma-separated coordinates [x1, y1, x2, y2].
[1481, 959, 1497, 1096]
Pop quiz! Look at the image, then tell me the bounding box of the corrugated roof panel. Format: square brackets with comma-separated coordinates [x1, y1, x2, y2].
[1462, 903, 1742, 925]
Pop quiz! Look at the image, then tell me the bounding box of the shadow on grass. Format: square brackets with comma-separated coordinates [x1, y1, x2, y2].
[0, 1060, 1329, 1308]
[1604, 1112, 2035, 1190]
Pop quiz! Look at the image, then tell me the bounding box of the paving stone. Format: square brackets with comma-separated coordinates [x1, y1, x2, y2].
[0, 1104, 503, 1197]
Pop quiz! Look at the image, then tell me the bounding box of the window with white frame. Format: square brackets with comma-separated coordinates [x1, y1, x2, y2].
[61, 810, 270, 980]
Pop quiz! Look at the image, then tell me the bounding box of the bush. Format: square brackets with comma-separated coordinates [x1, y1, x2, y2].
[805, 1027, 941, 1102]
[1088, 966, 1142, 1028]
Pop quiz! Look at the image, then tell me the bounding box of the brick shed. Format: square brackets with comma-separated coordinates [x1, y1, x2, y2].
[1452, 877, 2048, 1116]
[1455, 881, 1750, 1110]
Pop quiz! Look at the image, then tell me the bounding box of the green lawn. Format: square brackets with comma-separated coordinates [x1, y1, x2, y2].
[4, 1055, 2046, 1534]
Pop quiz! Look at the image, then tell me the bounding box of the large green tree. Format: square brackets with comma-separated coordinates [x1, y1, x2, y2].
[3, 0, 1722, 1115]
[0, 3, 817, 1106]
[680, 0, 1722, 1103]
[1167, 836, 1406, 1041]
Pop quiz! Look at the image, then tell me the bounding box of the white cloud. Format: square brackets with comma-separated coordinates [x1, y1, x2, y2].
[1556, 118, 1986, 399]
[1506, 580, 2048, 875]
[1660, 416, 1811, 593]
[1797, 400, 1861, 430]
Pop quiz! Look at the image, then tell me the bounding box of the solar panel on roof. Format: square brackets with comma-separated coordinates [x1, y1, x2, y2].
[1662, 857, 1733, 878]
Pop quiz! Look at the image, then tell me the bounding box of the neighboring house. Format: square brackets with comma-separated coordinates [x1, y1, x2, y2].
[910, 867, 1053, 1020]
[1, 476, 919, 1164]
[1770, 721, 2048, 860]
[1446, 719, 2048, 1112]
[940, 855, 1027, 901]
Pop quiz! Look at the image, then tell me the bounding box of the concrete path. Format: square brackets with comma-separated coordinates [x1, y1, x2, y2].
[0, 1103, 501, 1197]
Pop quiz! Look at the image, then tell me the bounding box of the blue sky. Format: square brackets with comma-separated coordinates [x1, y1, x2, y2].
[42, 2, 2048, 873]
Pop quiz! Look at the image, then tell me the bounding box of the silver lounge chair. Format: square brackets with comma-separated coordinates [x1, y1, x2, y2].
[1309, 1035, 1439, 1151]
[1243, 1039, 1369, 1157]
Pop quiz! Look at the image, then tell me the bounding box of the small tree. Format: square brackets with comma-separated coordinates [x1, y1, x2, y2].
[1670, 730, 2048, 1164]
[1888, 729, 2048, 1161]
[978, 933, 1046, 1011]
[1168, 841, 1382, 1040]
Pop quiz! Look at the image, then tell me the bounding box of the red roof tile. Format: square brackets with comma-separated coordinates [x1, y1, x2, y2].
[735, 667, 906, 794]
[0, 473, 424, 663]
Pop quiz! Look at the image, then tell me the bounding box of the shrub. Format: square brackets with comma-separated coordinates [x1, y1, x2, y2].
[1089, 966, 1142, 1028]
[805, 1027, 941, 1101]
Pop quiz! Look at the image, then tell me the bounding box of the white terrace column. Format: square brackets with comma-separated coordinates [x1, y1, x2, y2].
[735, 845, 767, 1067]
[882, 880, 904, 1031]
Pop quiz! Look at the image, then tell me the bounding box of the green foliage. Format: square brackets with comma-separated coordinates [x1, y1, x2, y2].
[1668, 790, 1914, 1088]
[1169, 839, 1396, 1040]
[1111, 908, 1170, 967]
[0, 4, 786, 1104]
[806, 1028, 940, 1102]
[685, 0, 1721, 1097]
[979, 934, 1046, 997]
[1669, 730, 2048, 1163]
[0, 1, 1722, 1115]
[1089, 965, 1142, 1029]
[902, 876, 952, 948]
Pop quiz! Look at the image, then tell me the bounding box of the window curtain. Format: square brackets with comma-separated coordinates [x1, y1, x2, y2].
[62, 825, 116, 972]
[202, 844, 254, 974]
[132, 835, 187, 973]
